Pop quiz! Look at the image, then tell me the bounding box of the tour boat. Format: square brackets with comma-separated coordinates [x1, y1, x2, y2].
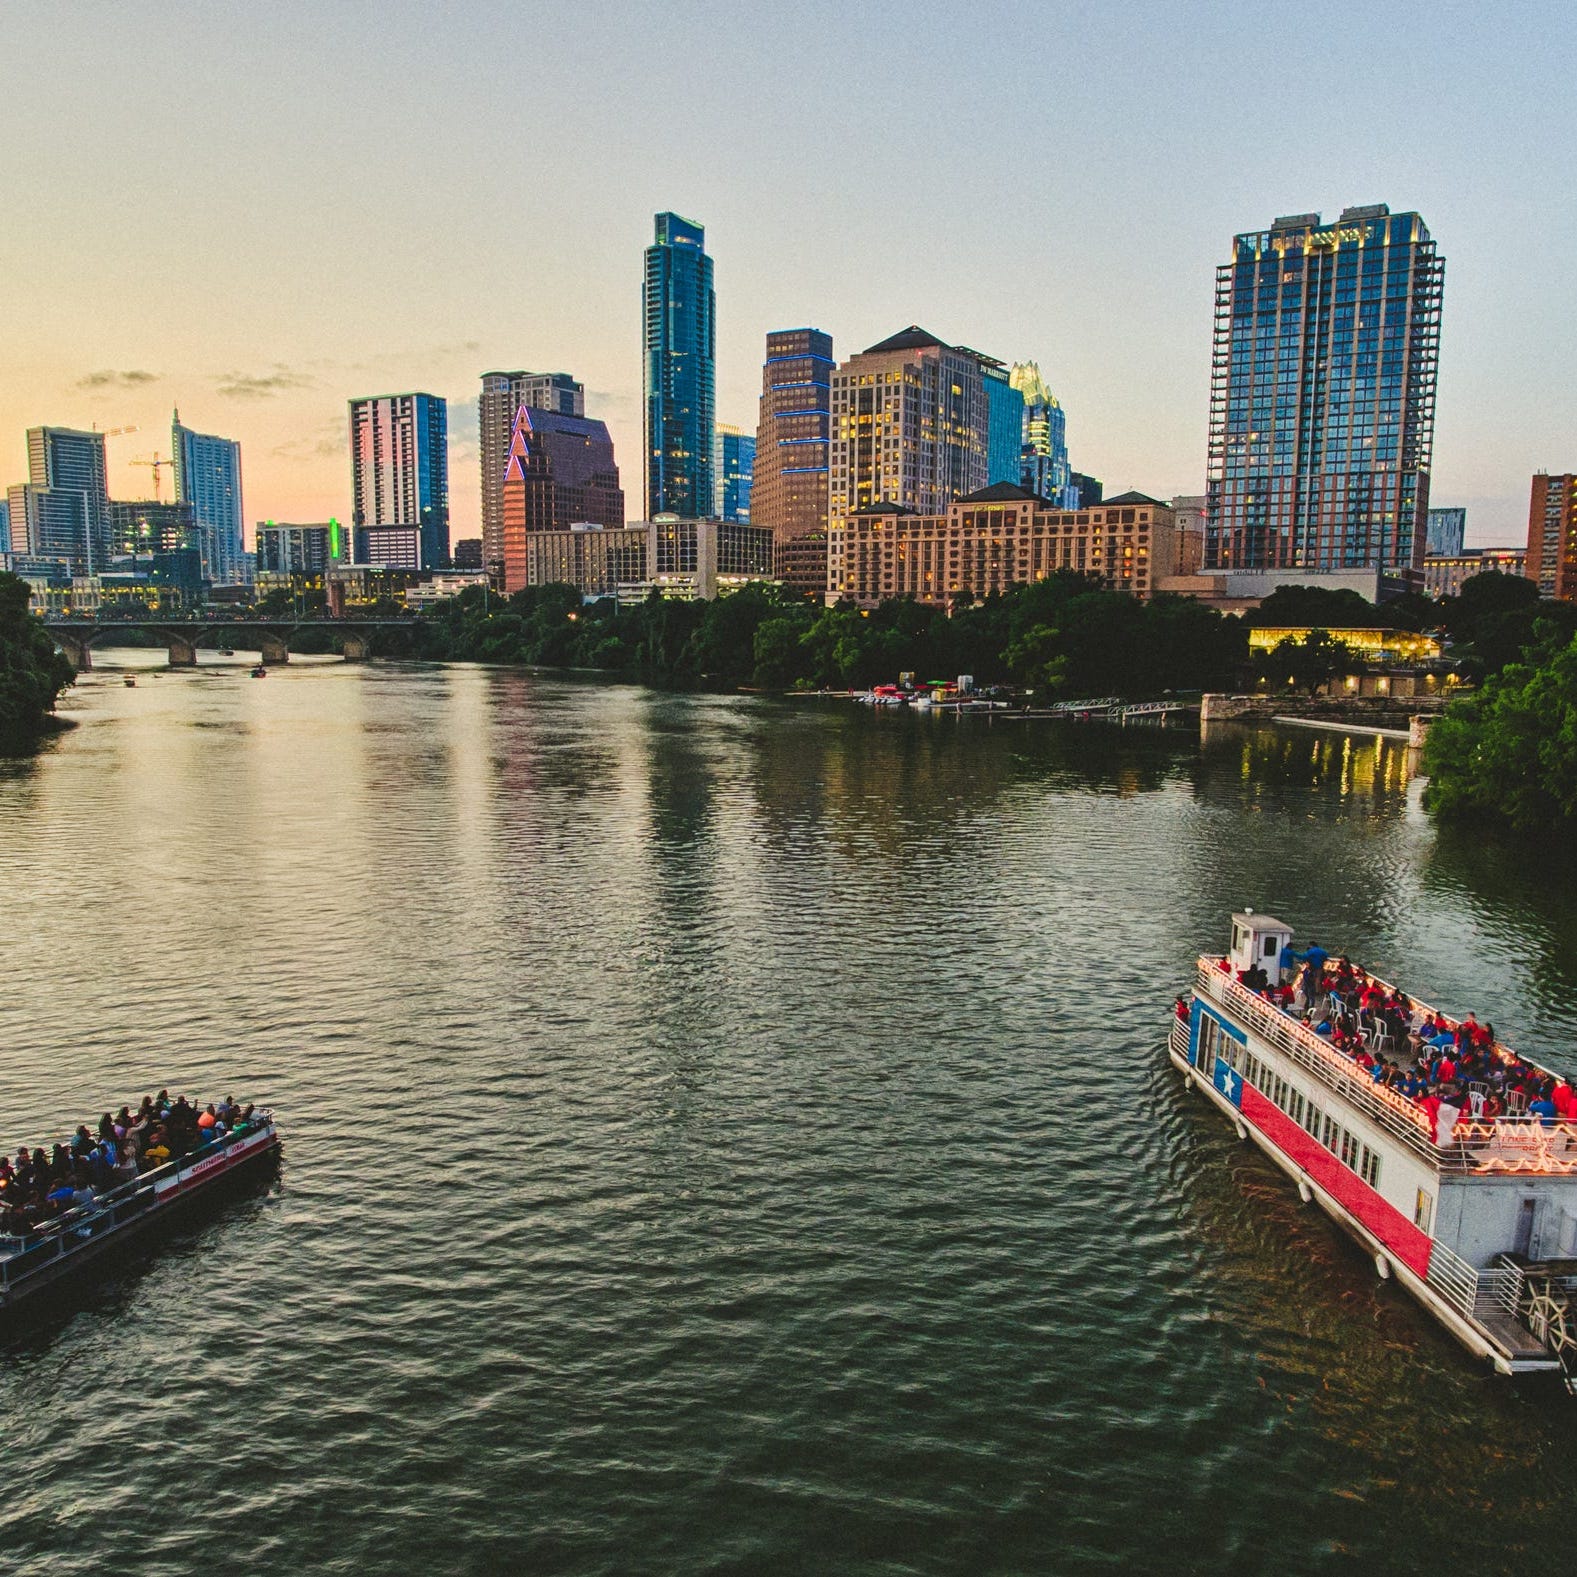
[1170, 913, 1577, 1383]
[0, 1112, 280, 1315]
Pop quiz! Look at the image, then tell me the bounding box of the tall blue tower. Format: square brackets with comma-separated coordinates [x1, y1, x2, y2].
[644, 212, 716, 519]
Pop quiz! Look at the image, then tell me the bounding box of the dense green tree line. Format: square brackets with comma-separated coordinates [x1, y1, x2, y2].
[383, 573, 1253, 696]
[0, 572, 74, 747]
[1424, 627, 1577, 831]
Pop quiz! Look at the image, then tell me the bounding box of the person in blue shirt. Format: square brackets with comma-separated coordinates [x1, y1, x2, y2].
[1529, 1094, 1558, 1126]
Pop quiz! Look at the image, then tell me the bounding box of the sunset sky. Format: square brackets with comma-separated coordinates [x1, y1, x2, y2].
[4, 0, 1573, 546]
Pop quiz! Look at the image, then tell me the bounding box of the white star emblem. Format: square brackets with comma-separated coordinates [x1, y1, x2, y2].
[1223, 1072, 1239, 1099]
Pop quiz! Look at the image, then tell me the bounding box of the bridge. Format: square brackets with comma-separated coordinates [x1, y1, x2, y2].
[41, 617, 419, 672]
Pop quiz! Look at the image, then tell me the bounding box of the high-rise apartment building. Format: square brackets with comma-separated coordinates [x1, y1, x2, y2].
[24, 426, 110, 574]
[1010, 362, 1077, 507]
[348, 393, 449, 570]
[714, 425, 755, 521]
[1205, 205, 1444, 575]
[752, 327, 834, 596]
[6, 484, 90, 572]
[172, 410, 245, 584]
[498, 405, 624, 593]
[1526, 473, 1577, 600]
[1425, 506, 1466, 558]
[827, 327, 991, 595]
[644, 212, 715, 518]
[479, 370, 585, 580]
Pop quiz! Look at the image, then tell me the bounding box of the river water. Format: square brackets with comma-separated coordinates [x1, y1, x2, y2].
[3, 653, 1576, 1575]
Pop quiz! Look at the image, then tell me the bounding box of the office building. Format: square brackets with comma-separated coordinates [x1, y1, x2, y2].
[109, 500, 196, 560]
[6, 484, 92, 574]
[349, 392, 449, 569]
[1072, 473, 1103, 509]
[1423, 547, 1527, 599]
[752, 327, 834, 596]
[1526, 473, 1577, 600]
[525, 524, 649, 598]
[498, 405, 625, 594]
[1425, 506, 1466, 559]
[453, 538, 483, 569]
[479, 370, 585, 579]
[644, 212, 716, 518]
[0, 499, 9, 555]
[255, 520, 350, 575]
[714, 424, 755, 521]
[827, 327, 992, 594]
[1011, 362, 1077, 507]
[1205, 205, 1444, 575]
[172, 411, 245, 583]
[979, 360, 1025, 487]
[834, 485, 1178, 609]
[24, 426, 109, 574]
[627, 515, 773, 601]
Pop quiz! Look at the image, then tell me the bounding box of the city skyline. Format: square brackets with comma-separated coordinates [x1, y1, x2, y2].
[3, 2, 1573, 544]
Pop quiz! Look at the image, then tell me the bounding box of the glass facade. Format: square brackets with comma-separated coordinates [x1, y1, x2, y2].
[1009, 362, 1077, 507]
[982, 365, 1026, 487]
[1425, 506, 1466, 558]
[1205, 206, 1444, 573]
[714, 425, 755, 521]
[752, 327, 834, 594]
[348, 392, 450, 569]
[644, 212, 716, 519]
[479, 371, 585, 580]
[26, 427, 109, 574]
[172, 412, 245, 584]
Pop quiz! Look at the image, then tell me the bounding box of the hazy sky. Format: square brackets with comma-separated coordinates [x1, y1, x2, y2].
[4, 0, 1573, 546]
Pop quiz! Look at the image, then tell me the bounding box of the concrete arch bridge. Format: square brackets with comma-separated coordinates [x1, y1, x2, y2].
[42, 617, 418, 672]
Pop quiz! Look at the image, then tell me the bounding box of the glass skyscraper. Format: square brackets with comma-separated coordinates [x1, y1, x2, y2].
[1425, 506, 1466, 558]
[714, 425, 755, 521]
[348, 392, 450, 569]
[25, 426, 109, 574]
[1205, 205, 1444, 573]
[643, 212, 715, 519]
[479, 370, 585, 582]
[1009, 362, 1077, 507]
[753, 327, 834, 596]
[980, 363, 1025, 487]
[172, 410, 245, 584]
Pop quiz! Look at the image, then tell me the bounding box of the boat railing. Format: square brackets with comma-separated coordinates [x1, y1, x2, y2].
[1194, 964, 1577, 1176]
[0, 1117, 274, 1292]
[1196, 962, 1443, 1163]
[1426, 1240, 1520, 1323]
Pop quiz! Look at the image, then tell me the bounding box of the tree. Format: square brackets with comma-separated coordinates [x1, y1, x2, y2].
[1256, 629, 1354, 696]
[0, 572, 75, 746]
[1247, 585, 1376, 632]
[1424, 630, 1577, 831]
[1002, 623, 1067, 693]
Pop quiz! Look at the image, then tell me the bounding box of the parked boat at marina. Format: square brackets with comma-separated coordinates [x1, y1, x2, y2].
[1171, 913, 1577, 1383]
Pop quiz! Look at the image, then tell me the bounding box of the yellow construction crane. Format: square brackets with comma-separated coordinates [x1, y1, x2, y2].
[130, 453, 174, 502]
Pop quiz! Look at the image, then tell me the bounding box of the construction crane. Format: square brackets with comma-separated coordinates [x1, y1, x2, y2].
[96, 424, 140, 440]
[130, 453, 174, 502]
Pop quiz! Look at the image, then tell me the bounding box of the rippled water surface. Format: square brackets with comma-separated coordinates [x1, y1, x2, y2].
[4, 653, 1577, 1575]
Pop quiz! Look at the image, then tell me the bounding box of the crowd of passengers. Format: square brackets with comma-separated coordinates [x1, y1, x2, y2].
[1177, 944, 1577, 1135]
[0, 1093, 257, 1238]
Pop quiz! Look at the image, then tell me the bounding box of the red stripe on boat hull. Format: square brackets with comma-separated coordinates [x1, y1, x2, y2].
[1239, 1085, 1433, 1279]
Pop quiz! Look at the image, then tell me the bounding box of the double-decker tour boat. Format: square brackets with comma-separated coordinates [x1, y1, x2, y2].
[0, 1108, 280, 1316]
[1170, 913, 1577, 1385]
